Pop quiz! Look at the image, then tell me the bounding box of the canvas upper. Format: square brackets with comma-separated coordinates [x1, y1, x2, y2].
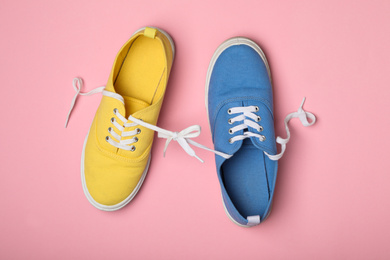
[206, 37, 278, 227]
[80, 27, 174, 211]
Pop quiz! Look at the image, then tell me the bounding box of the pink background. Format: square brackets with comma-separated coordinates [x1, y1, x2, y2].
[1, 0, 390, 259]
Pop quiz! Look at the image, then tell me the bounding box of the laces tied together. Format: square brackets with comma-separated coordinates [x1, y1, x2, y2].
[157, 125, 204, 162]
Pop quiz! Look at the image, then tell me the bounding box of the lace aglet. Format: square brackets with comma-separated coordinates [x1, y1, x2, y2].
[195, 155, 204, 163]
[64, 114, 70, 128]
[300, 97, 306, 109]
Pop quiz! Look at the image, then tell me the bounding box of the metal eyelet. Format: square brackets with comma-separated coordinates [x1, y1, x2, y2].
[130, 146, 136, 152]
[255, 106, 259, 112]
[228, 138, 233, 144]
[108, 127, 112, 132]
[111, 117, 115, 123]
[260, 135, 266, 142]
[105, 136, 110, 141]
[136, 128, 141, 134]
[228, 129, 233, 134]
[258, 126, 263, 132]
[113, 108, 118, 114]
[227, 109, 232, 114]
[133, 137, 138, 143]
[228, 119, 233, 124]
[256, 116, 261, 122]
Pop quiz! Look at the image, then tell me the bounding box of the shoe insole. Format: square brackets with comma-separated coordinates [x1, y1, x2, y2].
[222, 138, 270, 218]
[114, 34, 166, 116]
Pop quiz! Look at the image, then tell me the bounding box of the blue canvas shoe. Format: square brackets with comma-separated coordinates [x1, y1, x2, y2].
[206, 37, 316, 227]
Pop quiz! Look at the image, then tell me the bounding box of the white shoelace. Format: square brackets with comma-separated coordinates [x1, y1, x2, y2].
[228, 98, 316, 161]
[65, 77, 231, 162]
[64, 78, 105, 128]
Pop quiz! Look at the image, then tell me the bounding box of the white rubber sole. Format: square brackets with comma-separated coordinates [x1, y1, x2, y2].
[205, 37, 272, 227]
[221, 194, 250, 228]
[221, 193, 273, 227]
[81, 26, 175, 211]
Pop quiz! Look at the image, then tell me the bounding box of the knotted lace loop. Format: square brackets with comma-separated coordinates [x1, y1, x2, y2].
[64, 78, 105, 127]
[129, 116, 231, 163]
[227, 97, 316, 161]
[66, 77, 231, 162]
[265, 97, 316, 160]
[158, 125, 202, 162]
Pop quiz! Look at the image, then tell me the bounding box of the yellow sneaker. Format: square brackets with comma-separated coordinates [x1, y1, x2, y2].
[66, 27, 175, 211]
[65, 26, 231, 211]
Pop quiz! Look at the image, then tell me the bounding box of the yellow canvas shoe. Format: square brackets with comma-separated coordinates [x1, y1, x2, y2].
[66, 27, 175, 211]
[66, 26, 231, 211]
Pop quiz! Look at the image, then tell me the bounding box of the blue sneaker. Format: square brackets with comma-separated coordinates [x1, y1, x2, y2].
[206, 37, 316, 227]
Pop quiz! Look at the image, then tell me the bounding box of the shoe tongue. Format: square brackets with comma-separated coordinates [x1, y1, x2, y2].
[122, 96, 150, 117]
[242, 137, 254, 146]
